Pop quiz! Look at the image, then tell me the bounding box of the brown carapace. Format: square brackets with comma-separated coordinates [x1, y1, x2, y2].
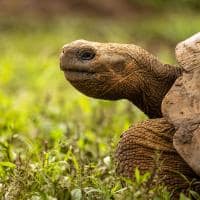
[162, 33, 200, 177]
[60, 34, 200, 198]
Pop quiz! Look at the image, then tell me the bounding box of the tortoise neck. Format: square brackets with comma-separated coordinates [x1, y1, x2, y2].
[128, 66, 182, 118]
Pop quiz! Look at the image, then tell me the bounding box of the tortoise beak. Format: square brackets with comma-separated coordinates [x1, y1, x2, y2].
[60, 44, 70, 71]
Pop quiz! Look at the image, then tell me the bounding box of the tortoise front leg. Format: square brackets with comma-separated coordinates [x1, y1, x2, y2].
[115, 118, 199, 196]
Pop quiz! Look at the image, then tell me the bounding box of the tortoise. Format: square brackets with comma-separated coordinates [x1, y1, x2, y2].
[59, 33, 200, 197]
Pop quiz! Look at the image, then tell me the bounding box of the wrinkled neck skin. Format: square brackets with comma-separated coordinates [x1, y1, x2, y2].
[111, 45, 183, 118]
[126, 64, 182, 118]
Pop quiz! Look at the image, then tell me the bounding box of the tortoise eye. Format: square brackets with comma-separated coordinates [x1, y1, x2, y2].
[78, 49, 95, 61]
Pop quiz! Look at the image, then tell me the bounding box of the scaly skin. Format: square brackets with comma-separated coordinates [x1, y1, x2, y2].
[116, 118, 200, 197]
[60, 40, 181, 118]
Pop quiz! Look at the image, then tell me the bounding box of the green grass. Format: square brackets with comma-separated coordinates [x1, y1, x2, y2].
[0, 14, 200, 199]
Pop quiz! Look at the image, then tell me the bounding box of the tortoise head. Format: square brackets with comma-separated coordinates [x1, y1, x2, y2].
[60, 40, 143, 100]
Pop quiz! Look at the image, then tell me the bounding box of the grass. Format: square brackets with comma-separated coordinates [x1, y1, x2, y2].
[0, 14, 200, 199]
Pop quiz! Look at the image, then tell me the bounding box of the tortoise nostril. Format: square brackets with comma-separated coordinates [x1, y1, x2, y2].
[62, 44, 70, 54]
[61, 47, 66, 54]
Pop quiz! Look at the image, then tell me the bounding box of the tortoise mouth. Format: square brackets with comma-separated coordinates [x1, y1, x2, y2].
[63, 67, 96, 81]
[64, 67, 95, 74]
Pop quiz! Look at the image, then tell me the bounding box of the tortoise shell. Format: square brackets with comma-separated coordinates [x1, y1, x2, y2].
[162, 32, 200, 176]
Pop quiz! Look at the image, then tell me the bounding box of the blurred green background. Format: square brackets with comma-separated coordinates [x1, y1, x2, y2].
[0, 1, 200, 199]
